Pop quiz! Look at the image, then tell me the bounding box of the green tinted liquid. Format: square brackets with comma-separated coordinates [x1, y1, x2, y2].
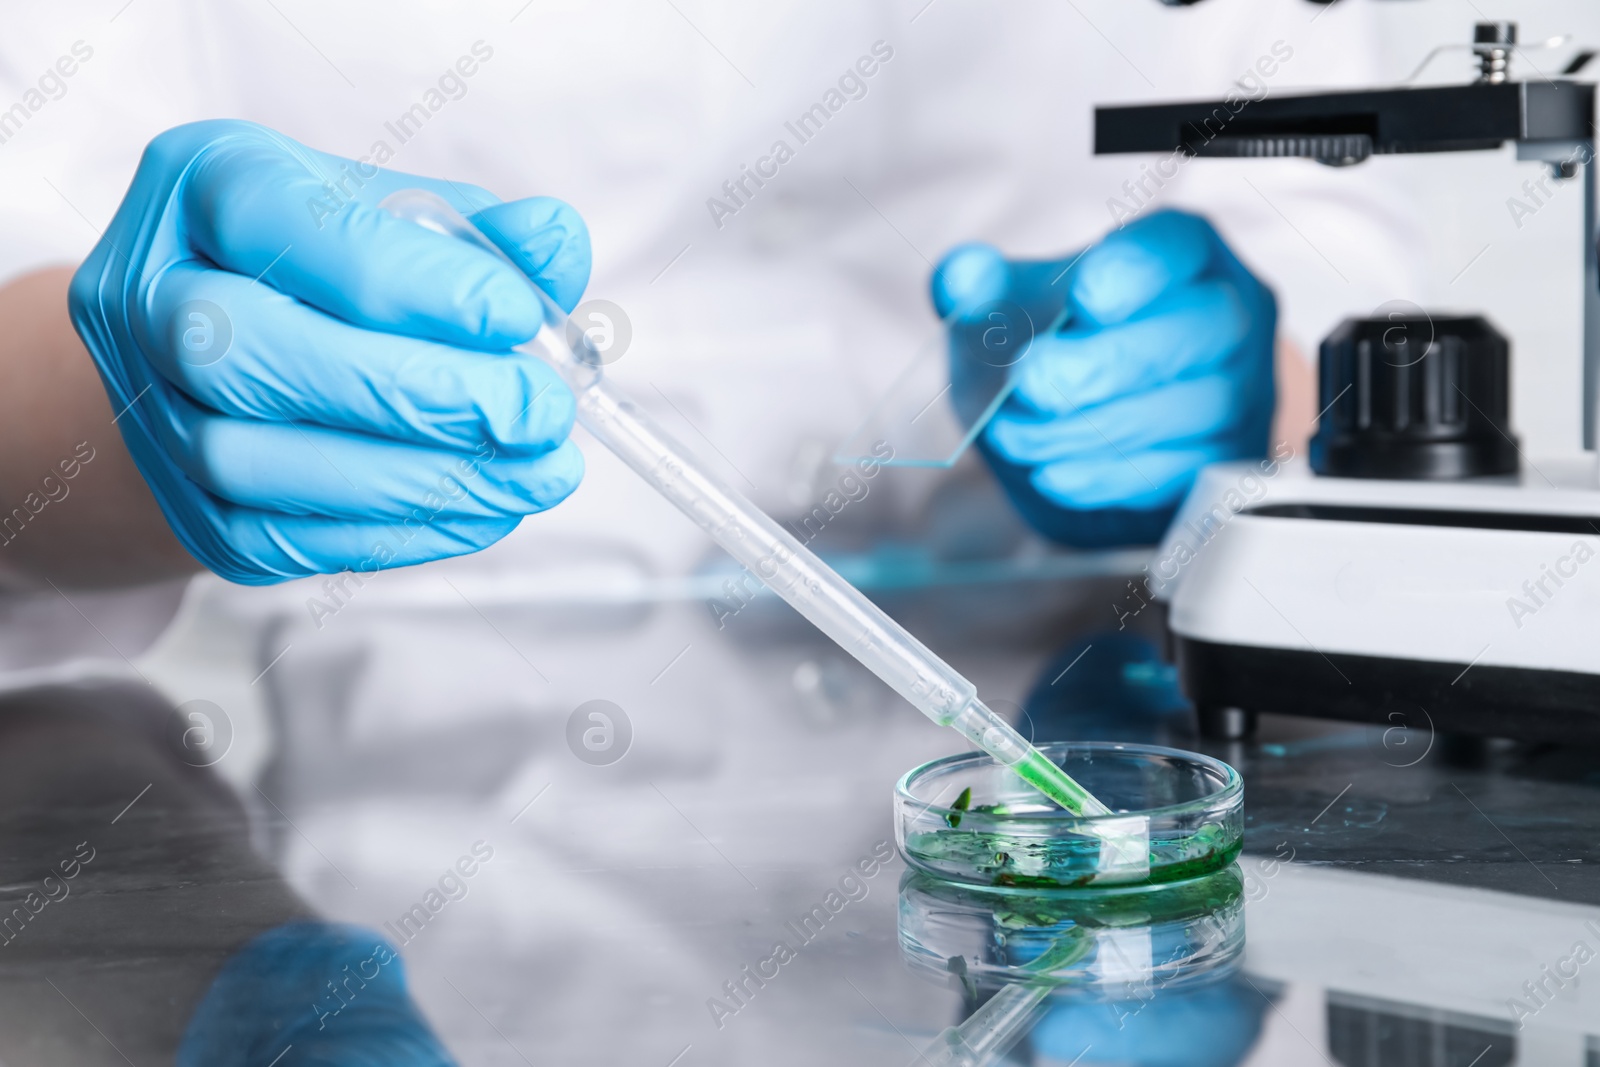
[907, 821, 1237, 890]
[1011, 747, 1108, 816]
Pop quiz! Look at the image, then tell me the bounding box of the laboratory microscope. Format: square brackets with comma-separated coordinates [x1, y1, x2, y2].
[1095, 23, 1600, 743]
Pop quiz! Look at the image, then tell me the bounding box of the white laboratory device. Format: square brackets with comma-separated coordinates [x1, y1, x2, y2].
[1097, 23, 1600, 741]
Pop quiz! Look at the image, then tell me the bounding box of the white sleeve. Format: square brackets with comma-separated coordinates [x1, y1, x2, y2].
[0, 29, 105, 284]
[0, 13, 214, 286]
[0, 15, 206, 677]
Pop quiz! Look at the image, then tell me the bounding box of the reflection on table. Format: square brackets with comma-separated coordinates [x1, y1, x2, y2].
[0, 593, 1596, 1064]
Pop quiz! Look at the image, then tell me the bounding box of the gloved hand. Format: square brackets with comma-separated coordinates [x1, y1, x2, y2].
[177, 922, 456, 1066]
[1029, 978, 1268, 1067]
[932, 210, 1275, 548]
[70, 119, 589, 585]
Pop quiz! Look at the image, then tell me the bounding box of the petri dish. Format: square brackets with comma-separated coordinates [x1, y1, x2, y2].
[897, 864, 1246, 995]
[895, 742, 1242, 889]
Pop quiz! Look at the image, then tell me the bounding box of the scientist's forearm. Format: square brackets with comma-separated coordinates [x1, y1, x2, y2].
[0, 267, 197, 588]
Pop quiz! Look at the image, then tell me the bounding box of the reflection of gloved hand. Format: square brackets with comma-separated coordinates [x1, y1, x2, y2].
[1023, 632, 1194, 745]
[178, 922, 456, 1066]
[70, 119, 589, 585]
[1030, 979, 1268, 1067]
[932, 210, 1275, 548]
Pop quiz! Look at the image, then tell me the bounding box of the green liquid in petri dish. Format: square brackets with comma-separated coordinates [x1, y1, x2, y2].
[906, 820, 1238, 890]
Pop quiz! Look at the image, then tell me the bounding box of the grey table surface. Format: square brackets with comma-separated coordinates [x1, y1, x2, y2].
[0, 576, 1596, 1067]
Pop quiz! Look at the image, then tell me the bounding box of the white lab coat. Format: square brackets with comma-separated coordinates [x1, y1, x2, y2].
[0, 0, 1427, 666]
[0, 2, 1432, 1059]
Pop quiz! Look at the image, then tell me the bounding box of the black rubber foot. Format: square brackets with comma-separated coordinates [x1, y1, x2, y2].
[1437, 732, 1492, 769]
[1198, 705, 1257, 741]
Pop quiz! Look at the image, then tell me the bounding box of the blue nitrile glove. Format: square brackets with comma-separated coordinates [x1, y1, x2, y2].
[70, 120, 590, 584]
[932, 210, 1275, 548]
[1030, 980, 1268, 1067]
[177, 922, 456, 1067]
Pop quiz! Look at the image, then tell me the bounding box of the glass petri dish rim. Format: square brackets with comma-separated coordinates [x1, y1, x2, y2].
[895, 740, 1243, 831]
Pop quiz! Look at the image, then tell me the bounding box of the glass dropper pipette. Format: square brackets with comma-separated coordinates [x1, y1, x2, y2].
[382, 190, 1111, 818]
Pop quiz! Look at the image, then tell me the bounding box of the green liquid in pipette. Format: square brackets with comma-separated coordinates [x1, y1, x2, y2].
[1019, 925, 1093, 976]
[1010, 747, 1108, 816]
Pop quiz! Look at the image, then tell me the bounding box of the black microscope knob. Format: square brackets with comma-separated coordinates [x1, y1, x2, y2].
[1473, 21, 1517, 47]
[1309, 315, 1519, 479]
